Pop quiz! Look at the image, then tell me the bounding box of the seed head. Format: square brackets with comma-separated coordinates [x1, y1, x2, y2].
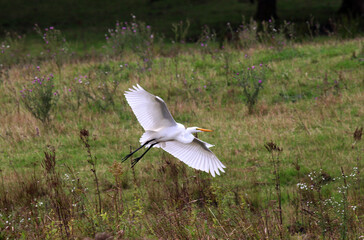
[353, 127, 363, 141]
[265, 141, 283, 152]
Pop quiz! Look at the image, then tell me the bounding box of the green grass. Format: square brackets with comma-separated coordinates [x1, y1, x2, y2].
[0, 33, 363, 238]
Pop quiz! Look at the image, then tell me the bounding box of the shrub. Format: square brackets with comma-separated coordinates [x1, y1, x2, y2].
[229, 18, 295, 50]
[234, 18, 259, 49]
[197, 25, 217, 57]
[70, 63, 125, 111]
[34, 25, 69, 79]
[20, 66, 59, 124]
[257, 18, 295, 50]
[106, 15, 156, 71]
[235, 63, 266, 114]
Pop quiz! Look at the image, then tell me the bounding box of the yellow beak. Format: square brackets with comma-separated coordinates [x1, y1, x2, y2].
[197, 128, 213, 132]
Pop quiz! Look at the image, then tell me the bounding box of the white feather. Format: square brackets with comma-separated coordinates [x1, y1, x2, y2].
[124, 84, 177, 131]
[161, 138, 225, 177]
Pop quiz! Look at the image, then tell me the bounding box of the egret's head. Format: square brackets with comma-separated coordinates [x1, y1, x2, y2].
[188, 127, 213, 133]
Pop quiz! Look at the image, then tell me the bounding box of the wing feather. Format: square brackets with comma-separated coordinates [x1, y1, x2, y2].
[161, 138, 226, 177]
[124, 84, 177, 131]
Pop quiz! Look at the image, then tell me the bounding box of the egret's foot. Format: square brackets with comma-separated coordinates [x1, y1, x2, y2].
[122, 153, 133, 162]
[131, 157, 142, 168]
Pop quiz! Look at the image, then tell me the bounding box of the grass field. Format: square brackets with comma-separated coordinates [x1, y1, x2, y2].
[0, 19, 363, 239]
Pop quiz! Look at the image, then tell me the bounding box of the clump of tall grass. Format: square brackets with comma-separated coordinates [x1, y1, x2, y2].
[67, 63, 125, 111]
[80, 129, 102, 215]
[224, 17, 295, 50]
[42, 145, 72, 238]
[170, 20, 190, 79]
[265, 141, 284, 237]
[0, 32, 26, 83]
[296, 166, 360, 239]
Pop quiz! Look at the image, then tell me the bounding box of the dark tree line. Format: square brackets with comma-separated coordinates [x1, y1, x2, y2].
[254, 0, 364, 21]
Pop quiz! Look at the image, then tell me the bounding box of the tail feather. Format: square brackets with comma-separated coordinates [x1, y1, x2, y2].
[139, 131, 157, 147]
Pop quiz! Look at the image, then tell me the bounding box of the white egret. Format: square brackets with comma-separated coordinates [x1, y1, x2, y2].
[122, 84, 225, 177]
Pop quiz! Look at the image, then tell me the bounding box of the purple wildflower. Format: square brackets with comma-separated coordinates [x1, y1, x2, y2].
[258, 80, 262, 84]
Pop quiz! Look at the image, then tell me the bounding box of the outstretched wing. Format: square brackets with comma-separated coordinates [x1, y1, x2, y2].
[124, 84, 177, 131]
[161, 138, 226, 177]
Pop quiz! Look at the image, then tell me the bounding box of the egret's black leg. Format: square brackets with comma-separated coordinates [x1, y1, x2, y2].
[122, 139, 155, 162]
[131, 142, 158, 168]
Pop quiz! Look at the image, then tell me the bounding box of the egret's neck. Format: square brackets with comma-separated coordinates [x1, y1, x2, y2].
[175, 127, 195, 144]
[186, 127, 198, 134]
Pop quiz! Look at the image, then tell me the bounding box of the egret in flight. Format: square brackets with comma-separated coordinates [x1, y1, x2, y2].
[122, 84, 225, 177]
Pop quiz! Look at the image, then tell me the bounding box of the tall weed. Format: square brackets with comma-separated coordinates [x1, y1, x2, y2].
[19, 66, 59, 124]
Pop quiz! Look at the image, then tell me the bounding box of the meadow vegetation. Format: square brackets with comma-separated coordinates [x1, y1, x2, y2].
[0, 15, 363, 239]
